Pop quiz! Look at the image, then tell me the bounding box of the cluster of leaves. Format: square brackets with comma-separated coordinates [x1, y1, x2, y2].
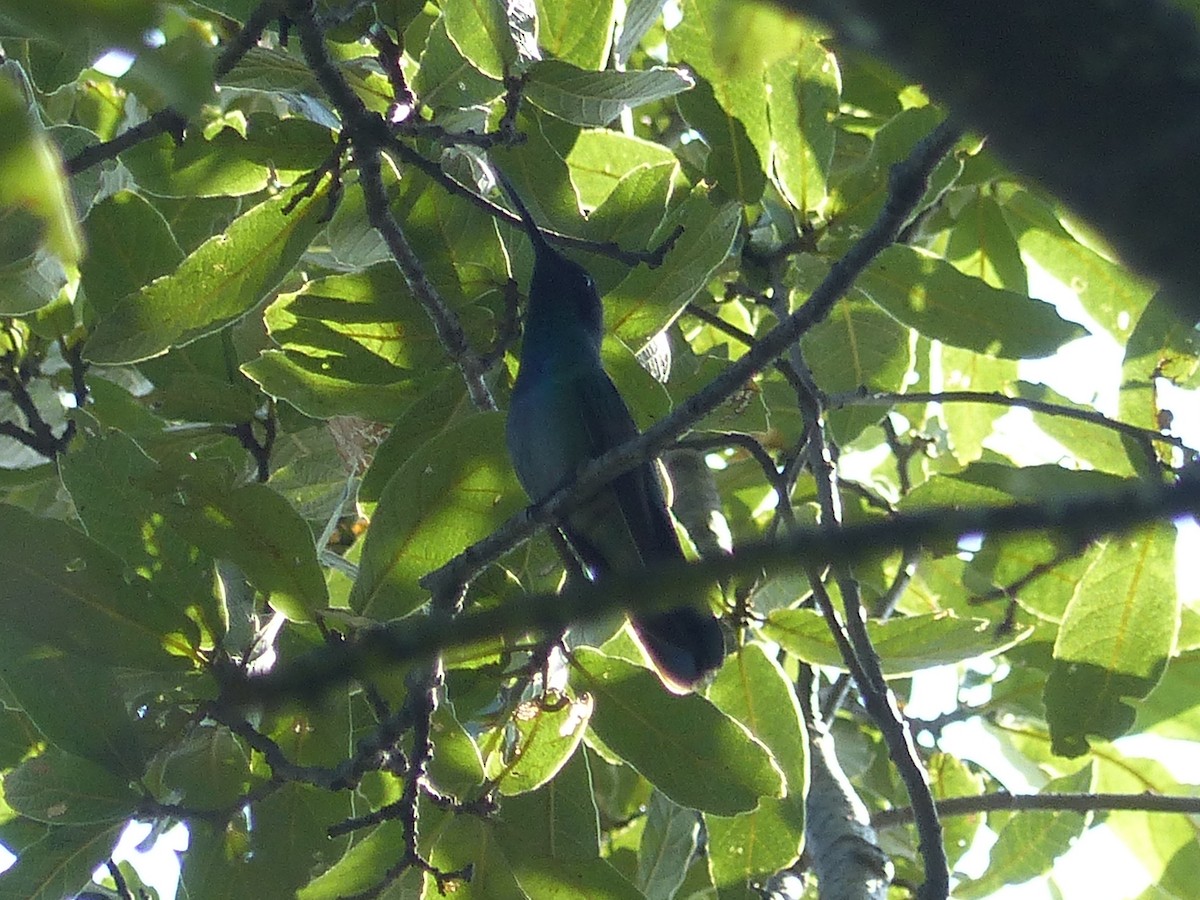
[0, 0, 1199, 898]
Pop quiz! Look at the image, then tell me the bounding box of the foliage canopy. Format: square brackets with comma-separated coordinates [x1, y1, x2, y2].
[0, 1, 1198, 899]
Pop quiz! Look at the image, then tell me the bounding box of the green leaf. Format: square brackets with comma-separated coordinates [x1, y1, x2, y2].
[427, 700, 486, 796]
[412, 14, 504, 110]
[946, 191, 1028, 292]
[927, 751, 987, 871]
[703, 644, 807, 892]
[182, 782, 352, 900]
[828, 106, 961, 237]
[0, 503, 197, 669]
[1002, 190, 1154, 342]
[138, 330, 261, 425]
[1134, 650, 1200, 741]
[965, 532, 1098, 622]
[351, 413, 526, 620]
[584, 162, 677, 253]
[0, 706, 39, 770]
[534, 0, 615, 69]
[484, 751, 645, 898]
[935, 344, 1019, 464]
[296, 820, 409, 899]
[956, 771, 1089, 899]
[359, 372, 468, 504]
[1017, 380, 1140, 477]
[858, 245, 1087, 359]
[675, 72, 765, 204]
[766, 37, 840, 215]
[1092, 753, 1200, 898]
[526, 60, 694, 126]
[494, 749, 602, 860]
[4, 746, 141, 825]
[427, 813, 527, 899]
[243, 266, 490, 421]
[564, 129, 679, 209]
[0, 822, 123, 900]
[1119, 290, 1200, 448]
[510, 858, 644, 899]
[670, 0, 803, 203]
[606, 186, 740, 347]
[118, 21, 216, 117]
[154, 724, 252, 810]
[484, 692, 593, 796]
[803, 296, 912, 442]
[441, 0, 519, 80]
[0, 631, 149, 775]
[58, 422, 226, 644]
[1045, 524, 1177, 756]
[85, 177, 331, 365]
[636, 792, 699, 900]
[121, 116, 335, 198]
[616, 0, 666, 63]
[0, 66, 82, 271]
[0, 241, 68, 315]
[243, 350, 427, 421]
[0, 0, 156, 49]
[222, 45, 393, 116]
[80, 189, 183, 321]
[161, 478, 329, 623]
[763, 608, 1031, 676]
[569, 648, 784, 815]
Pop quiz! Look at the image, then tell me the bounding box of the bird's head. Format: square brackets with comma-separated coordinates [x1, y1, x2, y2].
[494, 167, 605, 352]
[528, 242, 604, 350]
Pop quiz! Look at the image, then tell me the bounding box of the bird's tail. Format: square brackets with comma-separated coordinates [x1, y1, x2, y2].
[630, 607, 725, 694]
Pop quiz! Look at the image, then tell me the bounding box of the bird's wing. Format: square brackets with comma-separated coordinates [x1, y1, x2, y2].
[561, 369, 683, 575]
[565, 370, 725, 690]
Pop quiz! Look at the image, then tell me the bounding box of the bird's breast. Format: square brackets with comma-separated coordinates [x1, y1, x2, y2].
[506, 372, 596, 502]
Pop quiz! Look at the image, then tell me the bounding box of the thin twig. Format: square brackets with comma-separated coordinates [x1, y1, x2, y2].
[65, 1, 278, 174]
[873, 790, 1200, 829]
[832, 389, 1192, 455]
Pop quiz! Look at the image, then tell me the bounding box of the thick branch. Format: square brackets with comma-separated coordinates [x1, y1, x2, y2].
[805, 720, 891, 900]
[227, 472, 1200, 705]
[798, 355, 946, 897]
[788, 0, 1200, 311]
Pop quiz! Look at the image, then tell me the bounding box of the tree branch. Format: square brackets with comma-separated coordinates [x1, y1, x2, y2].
[225, 472, 1200, 705]
[804, 710, 892, 900]
[831, 389, 1192, 455]
[873, 791, 1200, 828]
[788, 0, 1200, 311]
[283, 0, 496, 412]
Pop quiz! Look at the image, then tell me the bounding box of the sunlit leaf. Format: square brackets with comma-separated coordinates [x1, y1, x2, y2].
[1045, 524, 1177, 756]
[86, 178, 332, 364]
[351, 413, 525, 620]
[763, 608, 1031, 676]
[570, 648, 784, 815]
[859, 245, 1087, 359]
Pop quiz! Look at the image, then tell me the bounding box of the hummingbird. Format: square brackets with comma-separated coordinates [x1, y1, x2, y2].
[497, 170, 724, 692]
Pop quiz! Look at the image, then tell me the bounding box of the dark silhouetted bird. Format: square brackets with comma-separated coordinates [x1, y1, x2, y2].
[499, 171, 724, 692]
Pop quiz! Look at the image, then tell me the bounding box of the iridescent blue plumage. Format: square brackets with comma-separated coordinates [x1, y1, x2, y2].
[499, 172, 724, 692]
